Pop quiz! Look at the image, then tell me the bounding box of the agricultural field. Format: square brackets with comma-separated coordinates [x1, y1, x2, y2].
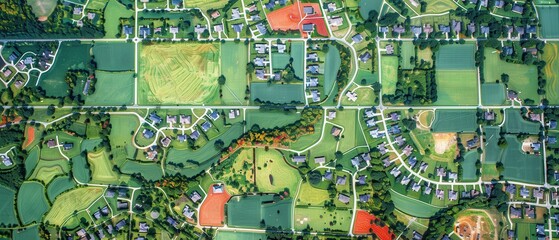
[501, 135, 544, 184]
[88, 150, 119, 183]
[120, 161, 163, 181]
[92, 42, 134, 71]
[296, 182, 330, 206]
[139, 42, 221, 105]
[537, 6, 559, 38]
[246, 110, 301, 130]
[27, 0, 57, 20]
[0, 185, 18, 225]
[29, 159, 70, 184]
[503, 109, 541, 134]
[220, 42, 248, 105]
[294, 207, 351, 232]
[250, 83, 305, 104]
[44, 187, 104, 226]
[12, 226, 40, 240]
[85, 71, 134, 105]
[226, 195, 292, 229]
[544, 42, 559, 104]
[17, 181, 50, 224]
[435, 44, 478, 105]
[481, 83, 506, 105]
[46, 176, 76, 202]
[431, 109, 478, 132]
[390, 190, 443, 218]
[255, 149, 300, 193]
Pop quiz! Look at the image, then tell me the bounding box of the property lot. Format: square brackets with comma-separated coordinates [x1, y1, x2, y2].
[250, 83, 305, 104]
[199, 184, 231, 227]
[431, 110, 478, 132]
[501, 135, 544, 184]
[255, 149, 300, 194]
[92, 42, 134, 71]
[0, 184, 18, 225]
[435, 44, 478, 105]
[221, 42, 248, 105]
[227, 195, 292, 229]
[481, 83, 506, 105]
[39, 42, 91, 97]
[503, 109, 541, 134]
[381, 56, 398, 95]
[85, 71, 134, 105]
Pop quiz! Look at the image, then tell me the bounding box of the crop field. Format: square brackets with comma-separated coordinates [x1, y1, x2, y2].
[424, 0, 456, 13]
[353, 210, 394, 239]
[12, 226, 40, 240]
[255, 149, 300, 193]
[221, 42, 248, 105]
[0, 184, 18, 225]
[30, 159, 69, 184]
[294, 207, 351, 232]
[45, 187, 103, 226]
[39, 42, 91, 97]
[502, 135, 544, 184]
[435, 70, 478, 105]
[483, 48, 539, 102]
[88, 150, 119, 183]
[104, 0, 133, 38]
[537, 6, 559, 38]
[483, 126, 502, 164]
[296, 182, 330, 206]
[87, 0, 107, 10]
[461, 151, 479, 181]
[227, 195, 292, 229]
[436, 44, 475, 70]
[215, 231, 266, 240]
[120, 161, 162, 181]
[250, 83, 305, 104]
[199, 184, 231, 227]
[400, 42, 415, 69]
[481, 83, 506, 105]
[109, 115, 139, 147]
[17, 181, 50, 224]
[291, 42, 305, 78]
[47, 176, 76, 202]
[24, 146, 40, 178]
[358, 0, 383, 18]
[92, 42, 134, 71]
[503, 109, 541, 134]
[324, 45, 341, 92]
[330, 109, 368, 152]
[381, 56, 398, 95]
[85, 71, 134, 105]
[544, 42, 559, 104]
[246, 110, 300, 129]
[183, 0, 227, 12]
[139, 42, 220, 105]
[390, 190, 442, 218]
[27, 0, 57, 20]
[72, 156, 91, 183]
[431, 109, 478, 132]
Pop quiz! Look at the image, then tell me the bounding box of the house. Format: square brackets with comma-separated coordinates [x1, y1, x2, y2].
[329, 16, 343, 27]
[139, 26, 151, 37]
[412, 182, 421, 192]
[512, 4, 524, 14]
[468, 22, 476, 34]
[1, 155, 12, 166]
[210, 11, 220, 19]
[276, 43, 287, 53]
[370, 129, 386, 139]
[395, 136, 405, 147]
[435, 189, 444, 199]
[536, 224, 545, 236]
[408, 156, 417, 168]
[411, 26, 422, 36]
[307, 65, 319, 74]
[232, 23, 244, 33]
[73, 7, 83, 15]
[507, 90, 518, 100]
[400, 176, 411, 185]
[119, 188, 128, 197]
[531, 142, 541, 151]
[106, 189, 115, 198]
[480, 0, 488, 7]
[149, 113, 162, 124]
[247, 4, 257, 12]
[228, 109, 240, 119]
[548, 136, 557, 144]
[8, 52, 19, 63]
[183, 205, 195, 219]
[452, 20, 461, 35]
[93, 210, 101, 220]
[506, 184, 516, 195]
[231, 8, 241, 20]
[324, 170, 333, 180]
[351, 157, 361, 168]
[142, 129, 155, 139]
[520, 187, 530, 198]
[166, 115, 177, 124]
[314, 156, 325, 164]
[485, 111, 495, 120]
[255, 43, 268, 54]
[213, 24, 224, 33]
[169, 26, 179, 34]
[357, 175, 367, 185]
[382, 158, 392, 167]
[526, 25, 536, 34]
[423, 24, 433, 35]
[410, 0, 420, 6]
[303, 6, 315, 15]
[167, 216, 179, 229]
[549, 120, 557, 129]
[62, 143, 73, 151]
[106, 224, 114, 234]
[510, 206, 522, 218]
[327, 111, 336, 120]
[190, 130, 200, 140]
[359, 52, 372, 62]
[101, 206, 109, 215]
[302, 23, 315, 32]
[389, 125, 401, 134]
[439, 24, 450, 33]
[378, 142, 388, 154]
[352, 33, 363, 43]
[390, 167, 401, 177]
[306, 77, 319, 87]
[379, 26, 389, 33]
[402, 145, 413, 156]
[254, 57, 268, 67]
[338, 194, 350, 204]
[386, 44, 394, 55]
[213, 184, 224, 193]
[533, 188, 544, 199]
[201, 122, 212, 132]
[256, 69, 266, 80]
[366, 119, 376, 128]
[117, 201, 128, 210]
[311, 90, 321, 102]
[160, 137, 171, 148]
[393, 25, 405, 34]
[481, 26, 490, 35]
[424, 186, 432, 195]
[346, 91, 357, 102]
[412, 231, 423, 240]
[448, 190, 457, 201]
[364, 108, 375, 118]
[389, 112, 400, 121]
[97, 229, 105, 239]
[494, 0, 504, 8]
[525, 206, 535, 219]
[139, 222, 149, 233]
[256, 23, 268, 35]
[448, 172, 458, 181]
[292, 155, 306, 163]
[466, 137, 479, 149]
[336, 176, 347, 185]
[516, 26, 525, 35]
[189, 191, 202, 203]
[307, 52, 319, 62]
[359, 194, 370, 202]
[194, 25, 207, 35]
[76, 229, 86, 238]
[265, 0, 275, 9]
[327, 2, 337, 12]
[331, 126, 341, 137]
[436, 167, 446, 177]
[419, 162, 428, 172]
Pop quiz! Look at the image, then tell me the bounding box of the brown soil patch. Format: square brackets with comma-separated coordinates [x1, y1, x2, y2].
[38, 16, 48, 21]
[455, 212, 495, 240]
[433, 133, 456, 154]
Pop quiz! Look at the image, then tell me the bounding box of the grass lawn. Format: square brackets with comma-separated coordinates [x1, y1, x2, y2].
[501, 135, 544, 184]
[92, 42, 134, 71]
[72, 156, 90, 183]
[24, 146, 40, 178]
[291, 41, 305, 78]
[215, 231, 266, 240]
[227, 195, 292, 229]
[400, 42, 415, 69]
[543, 42, 559, 104]
[246, 109, 301, 129]
[255, 149, 300, 194]
[30, 159, 70, 184]
[425, 0, 456, 13]
[120, 160, 163, 181]
[17, 181, 50, 224]
[503, 109, 541, 134]
[46, 176, 76, 202]
[250, 83, 305, 104]
[461, 151, 479, 181]
[139, 42, 220, 105]
[481, 83, 506, 105]
[0, 184, 18, 225]
[483, 48, 539, 102]
[435, 70, 478, 105]
[12, 226, 40, 240]
[294, 207, 351, 232]
[296, 182, 329, 206]
[330, 109, 368, 152]
[45, 187, 104, 226]
[436, 44, 475, 70]
[431, 109, 478, 132]
[85, 71, 134, 105]
[324, 44, 342, 92]
[381, 56, 398, 95]
[390, 190, 443, 218]
[103, 0, 133, 38]
[483, 126, 503, 164]
[88, 149, 119, 183]
[220, 42, 248, 105]
[39, 42, 91, 97]
[537, 6, 559, 38]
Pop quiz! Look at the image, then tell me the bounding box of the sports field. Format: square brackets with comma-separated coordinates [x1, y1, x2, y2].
[400, 42, 415, 69]
[199, 184, 231, 227]
[85, 71, 134, 105]
[17, 181, 50, 224]
[483, 126, 503, 164]
[44, 187, 103, 226]
[221, 42, 248, 105]
[353, 210, 394, 240]
[39, 42, 91, 97]
[294, 207, 351, 232]
[390, 190, 443, 218]
[431, 110, 478, 132]
[215, 231, 266, 240]
[296, 182, 330, 206]
[255, 149, 300, 193]
[503, 109, 541, 134]
[120, 161, 163, 181]
[267, 3, 328, 37]
[324, 45, 341, 93]
[227, 195, 292, 229]
[481, 83, 506, 105]
[104, 0, 133, 38]
[537, 6, 559, 38]
[544, 42, 559, 104]
[0, 184, 18, 225]
[92, 42, 134, 71]
[139, 42, 220, 105]
[501, 135, 544, 184]
[12, 226, 40, 240]
[250, 83, 305, 104]
[88, 150, 119, 183]
[27, 0, 57, 20]
[381, 56, 398, 95]
[461, 151, 479, 181]
[483, 48, 539, 101]
[46, 176, 76, 202]
[435, 44, 478, 105]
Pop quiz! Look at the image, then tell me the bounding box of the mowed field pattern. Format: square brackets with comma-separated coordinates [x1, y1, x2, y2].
[139, 43, 220, 104]
[435, 44, 478, 105]
[544, 42, 559, 104]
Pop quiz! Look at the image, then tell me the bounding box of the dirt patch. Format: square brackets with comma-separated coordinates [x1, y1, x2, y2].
[23, 126, 36, 149]
[38, 16, 48, 21]
[353, 210, 395, 240]
[199, 184, 231, 227]
[455, 214, 494, 240]
[433, 133, 456, 154]
[266, 2, 329, 37]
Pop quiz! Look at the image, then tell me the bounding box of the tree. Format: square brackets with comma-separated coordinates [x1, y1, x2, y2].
[402, 118, 417, 131]
[214, 139, 224, 151]
[218, 75, 226, 85]
[308, 171, 322, 185]
[335, 151, 343, 159]
[46, 104, 56, 116]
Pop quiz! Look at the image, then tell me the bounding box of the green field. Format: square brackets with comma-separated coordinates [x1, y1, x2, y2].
[390, 190, 442, 218]
[294, 207, 351, 232]
[120, 161, 163, 181]
[27, 0, 57, 19]
[435, 70, 478, 105]
[330, 109, 368, 153]
[537, 6, 559, 38]
[246, 110, 301, 129]
[45, 187, 103, 226]
[12, 226, 40, 240]
[296, 182, 330, 206]
[221, 42, 248, 105]
[87, 0, 108, 9]
[502, 135, 544, 184]
[503, 109, 541, 134]
[381, 56, 398, 95]
[215, 231, 266, 240]
[543, 42, 559, 104]
[401, 42, 415, 69]
[24, 146, 40, 178]
[227, 195, 292, 229]
[436, 44, 475, 70]
[291, 42, 305, 78]
[88, 150, 119, 183]
[424, 0, 456, 13]
[255, 149, 300, 193]
[461, 151, 479, 181]
[92, 42, 134, 71]
[85, 71, 135, 105]
[481, 83, 506, 105]
[72, 156, 91, 183]
[483, 126, 503, 164]
[0, 184, 18, 225]
[139, 42, 220, 105]
[39, 42, 92, 97]
[324, 45, 341, 93]
[30, 159, 69, 184]
[47, 176, 76, 202]
[484, 48, 539, 102]
[17, 181, 50, 224]
[358, 0, 383, 18]
[272, 53, 290, 70]
[431, 110, 478, 132]
[250, 83, 305, 104]
[104, 0, 134, 38]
